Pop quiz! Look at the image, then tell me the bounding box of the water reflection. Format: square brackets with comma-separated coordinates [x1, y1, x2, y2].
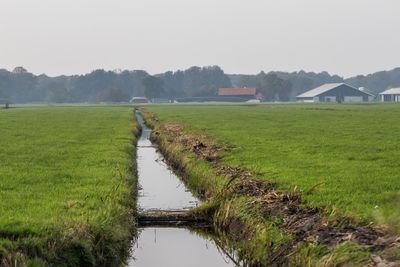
[129, 227, 236, 267]
[136, 113, 199, 211]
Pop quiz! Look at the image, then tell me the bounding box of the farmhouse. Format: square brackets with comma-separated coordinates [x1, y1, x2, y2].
[218, 87, 263, 100]
[296, 83, 374, 103]
[379, 88, 400, 102]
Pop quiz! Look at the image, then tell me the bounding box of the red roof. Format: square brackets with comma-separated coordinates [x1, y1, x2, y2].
[218, 87, 257, 96]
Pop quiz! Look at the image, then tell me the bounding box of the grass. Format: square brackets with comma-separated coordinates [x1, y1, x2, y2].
[142, 103, 400, 265]
[144, 104, 400, 227]
[0, 106, 137, 266]
[143, 111, 293, 265]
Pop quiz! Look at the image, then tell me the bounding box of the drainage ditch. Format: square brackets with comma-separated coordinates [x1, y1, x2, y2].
[128, 112, 238, 266]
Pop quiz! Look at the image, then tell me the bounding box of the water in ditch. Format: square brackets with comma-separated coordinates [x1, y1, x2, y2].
[129, 112, 237, 266]
[128, 227, 236, 267]
[135, 113, 199, 211]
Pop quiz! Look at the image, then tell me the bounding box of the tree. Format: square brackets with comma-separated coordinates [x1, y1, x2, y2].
[0, 89, 6, 98]
[71, 69, 118, 102]
[8, 68, 38, 103]
[0, 88, 10, 108]
[258, 73, 292, 101]
[142, 76, 164, 99]
[12, 66, 28, 74]
[96, 88, 128, 102]
[46, 88, 72, 103]
[161, 71, 184, 98]
[237, 72, 293, 101]
[181, 66, 231, 97]
[277, 79, 293, 101]
[3, 65, 400, 103]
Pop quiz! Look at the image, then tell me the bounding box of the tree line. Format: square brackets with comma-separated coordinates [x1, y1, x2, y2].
[1, 66, 399, 103]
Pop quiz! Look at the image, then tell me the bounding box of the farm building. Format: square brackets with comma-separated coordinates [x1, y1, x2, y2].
[379, 88, 400, 102]
[218, 87, 263, 100]
[296, 83, 374, 103]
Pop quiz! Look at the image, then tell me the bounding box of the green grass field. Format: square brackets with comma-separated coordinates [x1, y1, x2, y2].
[0, 106, 136, 265]
[145, 104, 400, 227]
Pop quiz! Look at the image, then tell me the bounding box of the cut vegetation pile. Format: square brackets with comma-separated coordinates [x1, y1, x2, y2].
[0, 106, 138, 266]
[142, 104, 400, 266]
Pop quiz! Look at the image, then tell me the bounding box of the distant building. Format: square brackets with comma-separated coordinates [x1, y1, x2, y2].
[296, 83, 374, 103]
[217, 87, 263, 100]
[130, 97, 149, 104]
[379, 88, 400, 102]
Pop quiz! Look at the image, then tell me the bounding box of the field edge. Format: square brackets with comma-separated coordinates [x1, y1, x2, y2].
[140, 108, 399, 266]
[0, 108, 140, 267]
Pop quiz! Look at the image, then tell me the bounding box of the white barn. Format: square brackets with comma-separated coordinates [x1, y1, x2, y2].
[296, 83, 374, 103]
[379, 88, 400, 102]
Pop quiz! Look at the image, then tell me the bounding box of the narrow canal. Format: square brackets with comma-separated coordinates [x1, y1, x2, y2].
[135, 113, 199, 211]
[128, 112, 237, 267]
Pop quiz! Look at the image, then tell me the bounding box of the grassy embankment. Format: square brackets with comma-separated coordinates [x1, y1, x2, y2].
[0, 106, 138, 266]
[142, 104, 400, 266]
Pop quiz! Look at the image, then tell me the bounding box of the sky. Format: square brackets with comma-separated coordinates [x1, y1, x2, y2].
[0, 0, 399, 77]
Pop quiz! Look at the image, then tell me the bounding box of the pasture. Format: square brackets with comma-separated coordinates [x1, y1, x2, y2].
[0, 106, 136, 265]
[145, 104, 400, 227]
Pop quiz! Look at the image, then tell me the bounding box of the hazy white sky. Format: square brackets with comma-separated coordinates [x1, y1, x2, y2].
[0, 0, 399, 77]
